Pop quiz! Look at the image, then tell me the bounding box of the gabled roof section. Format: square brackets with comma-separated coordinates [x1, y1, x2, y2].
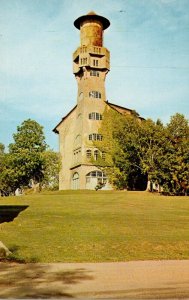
[52, 105, 77, 134]
[106, 101, 145, 120]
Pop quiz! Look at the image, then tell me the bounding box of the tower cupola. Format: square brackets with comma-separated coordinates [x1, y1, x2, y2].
[74, 11, 110, 47]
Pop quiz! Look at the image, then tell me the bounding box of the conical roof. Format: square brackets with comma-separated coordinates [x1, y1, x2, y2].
[74, 11, 110, 30]
[87, 11, 96, 15]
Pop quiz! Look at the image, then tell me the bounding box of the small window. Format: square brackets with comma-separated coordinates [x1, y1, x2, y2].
[93, 59, 98, 67]
[94, 150, 99, 161]
[88, 112, 102, 120]
[102, 152, 106, 160]
[89, 91, 101, 99]
[89, 134, 103, 141]
[97, 134, 103, 141]
[86, 149, 92, 159]
[90, 70, 99, 77]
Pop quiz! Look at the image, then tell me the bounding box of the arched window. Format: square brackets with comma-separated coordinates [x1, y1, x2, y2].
[86, 170, 107, 187]
[89, 91, 101, 99]
[86, 149, 92, 159]
[72, 172, 79, 190]
[89, 112, 102, 120]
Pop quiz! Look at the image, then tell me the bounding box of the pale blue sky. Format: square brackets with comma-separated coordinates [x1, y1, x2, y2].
[0, 0, 189, 150]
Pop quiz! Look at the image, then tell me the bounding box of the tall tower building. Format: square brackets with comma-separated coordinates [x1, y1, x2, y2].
[53, 12, 142, 190]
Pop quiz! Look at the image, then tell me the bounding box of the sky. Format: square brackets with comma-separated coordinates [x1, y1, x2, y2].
[0, 0, 189, 151]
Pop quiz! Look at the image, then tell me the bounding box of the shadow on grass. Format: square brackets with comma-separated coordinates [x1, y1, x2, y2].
[0, 205, 29, 224]
[0, 262, 93, 298]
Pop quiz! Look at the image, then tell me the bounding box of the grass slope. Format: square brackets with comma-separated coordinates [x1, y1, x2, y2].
[0, 190, 189, 263]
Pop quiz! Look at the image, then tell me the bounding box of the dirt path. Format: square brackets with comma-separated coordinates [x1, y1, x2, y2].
[1, 260, 189, 299]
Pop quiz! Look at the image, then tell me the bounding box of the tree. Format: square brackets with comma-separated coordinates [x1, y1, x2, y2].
[0, 143, 5, 154]
[9, 119, 47, 189]
[0, 144, 16, 195]
[93, 107, 127, 188]
[163, 113, 189, 195]
[96, 108, 189, 195]
[0, 143, 5, 194]
[41, 150, 61, 190]
[94, 108, 147, 190]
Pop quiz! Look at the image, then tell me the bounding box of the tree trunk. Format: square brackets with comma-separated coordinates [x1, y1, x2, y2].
[146, 180, 151, 192]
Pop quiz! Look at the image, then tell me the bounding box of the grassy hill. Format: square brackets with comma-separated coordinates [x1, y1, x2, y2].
[0, 190, 189, 263]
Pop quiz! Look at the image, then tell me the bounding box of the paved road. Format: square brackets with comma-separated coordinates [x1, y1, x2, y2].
[1, 260, 189, 299]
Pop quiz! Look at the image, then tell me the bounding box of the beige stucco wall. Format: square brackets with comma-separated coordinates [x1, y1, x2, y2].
[56, 109, 77, 190]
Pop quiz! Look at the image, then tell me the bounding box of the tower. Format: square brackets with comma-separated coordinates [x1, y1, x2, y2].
[70, 11, 110, 189]
[53, 11, 143, 190]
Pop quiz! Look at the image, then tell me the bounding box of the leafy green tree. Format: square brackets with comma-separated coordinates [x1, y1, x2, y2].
[41, 150, 61, 190]
[0, 143, 5, 154]
[9, 119, 47, 189]
[163, 113, 189, 195]
[98, 109, 189, 194]
[112, 115, 147, 190]
[0, 143, 5, 193]
[0, 145, 17, 195]
[1, 120, 61, 195]
[93, 107, 126, 188]
[94, 108, 147, 189]
[0, 154, 17, 195]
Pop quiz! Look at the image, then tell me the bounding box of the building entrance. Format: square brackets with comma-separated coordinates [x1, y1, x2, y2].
[72, 172, 79, 190]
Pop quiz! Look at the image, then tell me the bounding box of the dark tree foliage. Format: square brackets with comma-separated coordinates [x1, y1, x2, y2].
[96, 109, 189, 195]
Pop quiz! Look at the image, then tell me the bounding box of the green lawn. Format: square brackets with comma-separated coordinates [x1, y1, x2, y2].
[0, 190, 189, 263]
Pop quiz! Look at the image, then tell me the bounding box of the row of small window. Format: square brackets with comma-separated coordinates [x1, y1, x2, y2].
[89, 112, 102, 120]
[80, 58, 99, 67]
[81, 58, 87, 64]
[79, 46, 101, 54]
[89, 134, 103, 141]
[89, 91, 101, 98]
[90, 70, 99, 77]
[80, 46, 87, 53]
[86, 149, 105, 161]
[93, 47, 101, 54]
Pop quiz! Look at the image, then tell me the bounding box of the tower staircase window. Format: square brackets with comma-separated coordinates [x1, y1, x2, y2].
[102, 151, 106, 160]
[89, 112, 102, 120]
[80, 57, 87, 65]
[86, 149, 92, 159]
[89, 91, 101, 99]
[89, 134, 103, 141]
[94, 150, 99, 161]
[93, 59, 98, 67]
[90, 70, 99, 77]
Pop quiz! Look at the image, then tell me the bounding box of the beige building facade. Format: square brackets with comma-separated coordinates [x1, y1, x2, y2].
[53, 12, 140, 190]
